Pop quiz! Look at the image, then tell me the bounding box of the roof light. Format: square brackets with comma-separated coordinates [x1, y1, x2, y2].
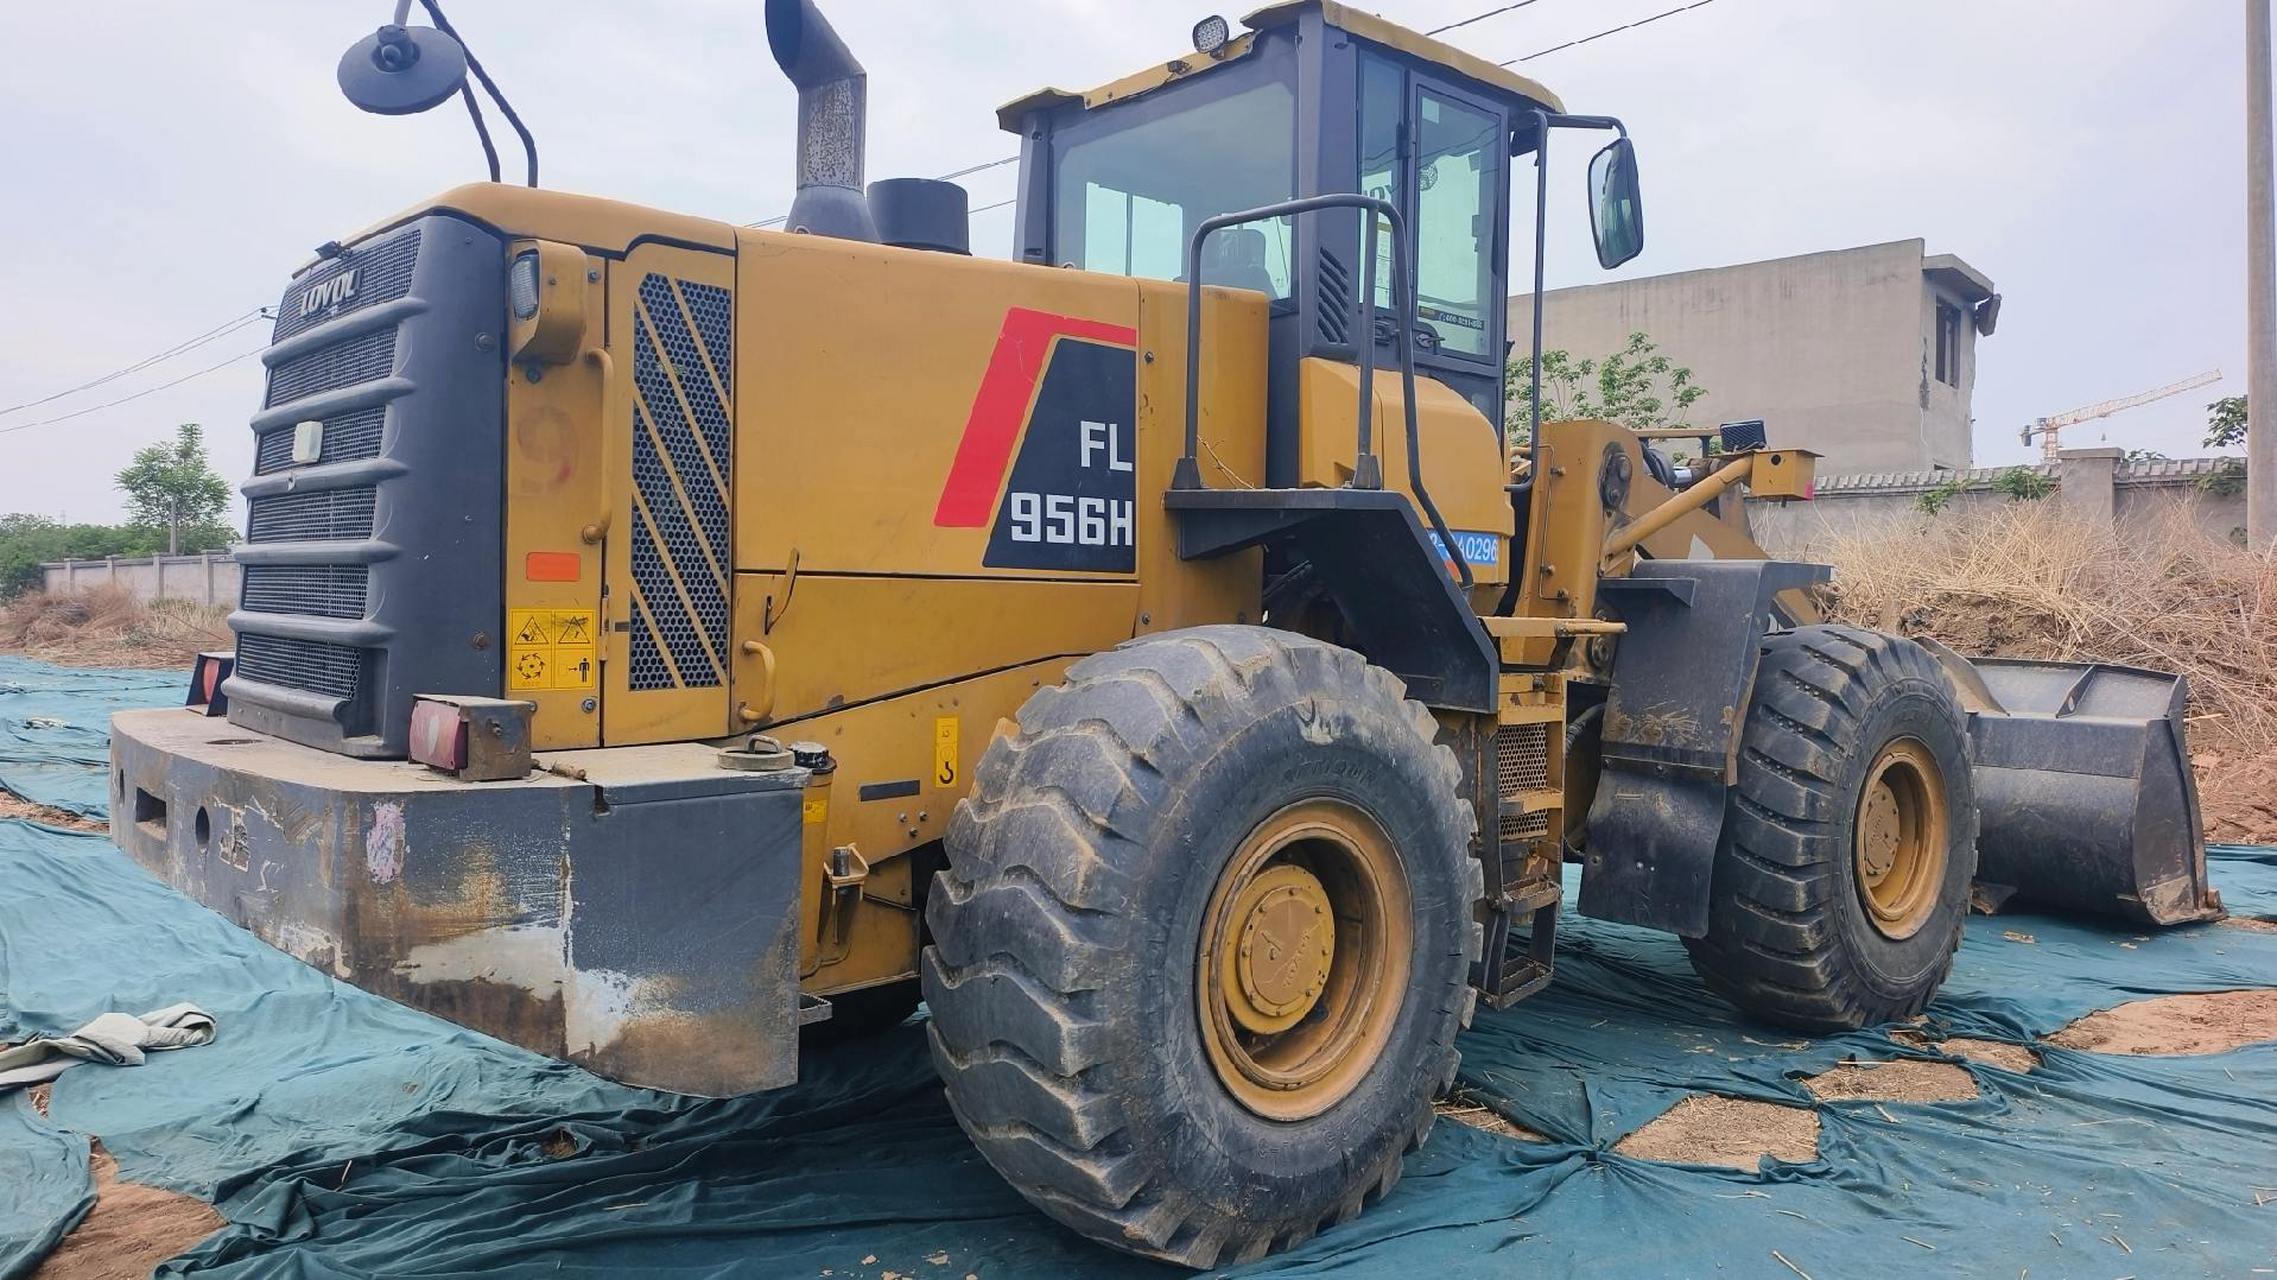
[1191, 14, 1230, 57]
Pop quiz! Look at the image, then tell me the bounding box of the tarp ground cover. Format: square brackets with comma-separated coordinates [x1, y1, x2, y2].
[1, 654, 2273, 1278]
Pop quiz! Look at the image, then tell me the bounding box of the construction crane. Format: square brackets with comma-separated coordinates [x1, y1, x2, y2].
[2021, 369, 2223, 462]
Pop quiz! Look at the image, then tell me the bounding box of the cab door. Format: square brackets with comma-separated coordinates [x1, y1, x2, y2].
[601, 243, 739, 745]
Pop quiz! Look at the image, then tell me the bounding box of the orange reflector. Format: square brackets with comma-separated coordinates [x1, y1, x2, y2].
[525, 551, 582, 582]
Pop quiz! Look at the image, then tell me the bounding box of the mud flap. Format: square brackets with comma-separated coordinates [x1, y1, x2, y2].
[1920, 644, 2221, 926]
[1579, 560, 1832, 936]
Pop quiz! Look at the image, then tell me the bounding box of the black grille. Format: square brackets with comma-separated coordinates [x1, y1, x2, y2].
[254, 406, 385, 474]
[1318, 248, 1353, 344]
[266, 328, 397, 408]
[627, 274, 733, 692]
[247, 487, 376, 543]
[241, 565, 368, 619]
[272, 229, 421, 343]
[234, 633, 361, 701]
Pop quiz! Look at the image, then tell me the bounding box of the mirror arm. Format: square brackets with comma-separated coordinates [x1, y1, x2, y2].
[1509, 111, 1626, 502]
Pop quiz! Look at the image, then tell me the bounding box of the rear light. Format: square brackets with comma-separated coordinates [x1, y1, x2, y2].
[509, 250, 541, 320]
[185, 652, 234, 717]
[409, 695, 536, 782]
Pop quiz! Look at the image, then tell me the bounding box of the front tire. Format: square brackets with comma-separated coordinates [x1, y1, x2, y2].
[1684, 625, 1977, 1031]
[922, 626, 1480, 1269]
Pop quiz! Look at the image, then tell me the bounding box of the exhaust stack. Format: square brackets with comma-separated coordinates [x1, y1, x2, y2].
[766, 0, 877, 242]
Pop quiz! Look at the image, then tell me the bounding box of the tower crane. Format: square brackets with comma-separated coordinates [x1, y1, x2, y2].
[2021, 369, 2223, 462]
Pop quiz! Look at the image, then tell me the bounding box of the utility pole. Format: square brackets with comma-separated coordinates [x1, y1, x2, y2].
[2250, 0, 2276, 547]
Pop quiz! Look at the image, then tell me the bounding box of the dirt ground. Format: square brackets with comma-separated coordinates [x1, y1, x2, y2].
[1434, 1097, 1549, 1143]
[1800, 1059, 1978, 1103]
[1888, 1028, 2042, 1073]
[0, 587, 228, 672]
[2196, 754, 2277, 846]
[1612, 1095, 1820, 1169]
[2047, 989, 2277, 1056]
[20, 1087, 220, 1280]
[0, 789, 106, 833]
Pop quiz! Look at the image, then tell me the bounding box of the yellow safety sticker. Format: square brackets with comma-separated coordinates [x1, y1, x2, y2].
[802, 792, 829, 826]
[934, 715, 960, 788]
[507, 608, 599, 691]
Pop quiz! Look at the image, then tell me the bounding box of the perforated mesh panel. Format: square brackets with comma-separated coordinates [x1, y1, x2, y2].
[254, 406, 385, 474]
[241, 565, 368, 619]
[1497, 722, 1552, 845]
[234, 633, 361, 701]
[247, 487, 376, 543]
[271, 229, 421, 343]
[626, 273, 731, 691]
[266, 328, 396, 407]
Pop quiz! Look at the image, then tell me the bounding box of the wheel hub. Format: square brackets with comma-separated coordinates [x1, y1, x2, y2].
[1197, 799, 1412, 1122]
[1225, 865, 1336, 1033]
[1853, 738, 1949, 940]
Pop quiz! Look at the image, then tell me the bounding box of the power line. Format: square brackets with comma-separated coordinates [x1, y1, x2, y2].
[1428, 0, 1549, 37]
[745, 154, 1021, 228]
[0, 307, 268, 418]
[1502, 0, 1719, 64]
[0, 343, 269, 437]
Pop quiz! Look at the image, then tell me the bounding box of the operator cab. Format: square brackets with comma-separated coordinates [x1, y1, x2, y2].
[1001, 0, 1642, 483]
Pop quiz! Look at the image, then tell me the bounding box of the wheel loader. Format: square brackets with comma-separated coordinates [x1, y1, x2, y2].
[107, 0, 2218, 1267]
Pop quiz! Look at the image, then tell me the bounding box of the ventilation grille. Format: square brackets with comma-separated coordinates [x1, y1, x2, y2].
[240, 565, 369, 619]
[626, 273, 733, 692]
[254, 406, 385, 474]
[1317, 247, 1353, 344]
[233, 633, 361, 702]
[272, 229, 421, 343]
[247, 487, 377, 543]
[266, 328, 396, 408]
[1496, 722, 1552, 847]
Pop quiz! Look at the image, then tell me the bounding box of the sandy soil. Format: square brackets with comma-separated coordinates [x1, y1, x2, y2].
[29, 1139, 222, 1280]
[1888, 1028, 2041, 1073]
[2047, 989, 2277, 1056]
[1801, 1059, 1978, 1103]
[2221, 915, 2277, 934]
[2195, 754, 2277, 846]
[1612, 1095, 1819, 1169]
[1435, 1098, 1550, 1143]
[0, 790, 106, 833]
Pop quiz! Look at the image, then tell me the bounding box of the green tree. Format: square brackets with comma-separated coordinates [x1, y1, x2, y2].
[1505, 331, 1707, 446]
[2205, 395, 2246, 450]
[115, 423, 232, 555]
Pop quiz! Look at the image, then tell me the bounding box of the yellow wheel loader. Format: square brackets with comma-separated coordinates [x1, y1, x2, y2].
[109, 0, 2217, 1266]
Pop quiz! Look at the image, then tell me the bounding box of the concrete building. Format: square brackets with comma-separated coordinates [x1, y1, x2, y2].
[1509, 239, 1999, 474]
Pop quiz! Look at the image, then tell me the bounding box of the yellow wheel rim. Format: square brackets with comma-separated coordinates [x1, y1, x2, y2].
[1198, 799, 1411, 1121]
[1854, 738, 1948, 940]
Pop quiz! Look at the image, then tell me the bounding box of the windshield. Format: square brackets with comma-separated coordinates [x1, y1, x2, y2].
[1051, 77, 1297, 298]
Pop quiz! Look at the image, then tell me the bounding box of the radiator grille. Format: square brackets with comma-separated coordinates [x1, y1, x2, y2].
[247, 487, 376, 543]
[272, 229, 421, 343]
[1497, 722, 1552, 846]
[233, 633, 361, 701]
[241, 565, 369, 619]
[254, 406, 385, 474]
[266, 328, 396, 407]
[626, 273, 733, 691]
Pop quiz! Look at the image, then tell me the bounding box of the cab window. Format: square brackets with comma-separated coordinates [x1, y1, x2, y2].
[1413, 89, 1498, 359]
[1051, 77, 1298, 298]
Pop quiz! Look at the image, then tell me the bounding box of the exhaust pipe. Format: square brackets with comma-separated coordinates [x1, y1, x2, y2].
[766, 0, 878, 242]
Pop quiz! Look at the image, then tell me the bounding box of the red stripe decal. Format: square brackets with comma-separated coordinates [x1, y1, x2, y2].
[933, 307, 1138, 527]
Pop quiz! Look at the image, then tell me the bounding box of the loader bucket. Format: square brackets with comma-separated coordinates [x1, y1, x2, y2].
[1935, 649, 2222, 927]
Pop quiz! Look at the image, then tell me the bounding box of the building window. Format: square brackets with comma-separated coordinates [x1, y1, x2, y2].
[1935, 302, 1963, 386]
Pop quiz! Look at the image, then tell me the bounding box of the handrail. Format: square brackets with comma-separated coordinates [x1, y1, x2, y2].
[1174, 193, 1473, 588]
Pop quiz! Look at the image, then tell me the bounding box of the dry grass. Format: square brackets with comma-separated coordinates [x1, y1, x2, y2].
[0, 585, 230, 670]
[1804, 503, 2277, 843]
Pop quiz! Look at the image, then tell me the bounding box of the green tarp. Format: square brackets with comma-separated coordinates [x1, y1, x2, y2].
[3, 656, 2273, 1277]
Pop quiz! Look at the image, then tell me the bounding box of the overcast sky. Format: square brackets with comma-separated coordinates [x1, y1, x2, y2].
[0, 0, 2254, 525]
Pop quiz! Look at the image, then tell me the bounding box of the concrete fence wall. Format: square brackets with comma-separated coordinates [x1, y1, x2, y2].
[1751, 449, 2248, 555]
[39, 553, 240, 607]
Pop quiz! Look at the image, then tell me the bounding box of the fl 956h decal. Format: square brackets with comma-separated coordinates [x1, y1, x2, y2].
[931, 307, 1139, 574]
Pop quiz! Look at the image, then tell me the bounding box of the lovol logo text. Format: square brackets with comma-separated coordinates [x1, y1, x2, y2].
[299, 269, 360, 318]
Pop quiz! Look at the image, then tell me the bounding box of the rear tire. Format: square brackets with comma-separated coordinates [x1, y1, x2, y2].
[922, 626, 1480, 1269]
[1683, 625, 1977, 1031]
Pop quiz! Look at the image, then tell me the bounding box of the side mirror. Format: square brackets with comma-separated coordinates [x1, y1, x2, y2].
[338, 22, 468, 116]
[1587, 137, 1644, 269]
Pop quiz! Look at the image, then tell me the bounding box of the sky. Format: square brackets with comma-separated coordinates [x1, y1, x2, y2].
[0, 0, 2257, 526]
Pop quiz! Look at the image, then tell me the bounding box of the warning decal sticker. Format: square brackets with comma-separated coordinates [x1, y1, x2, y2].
[507, 608, 599, 692]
